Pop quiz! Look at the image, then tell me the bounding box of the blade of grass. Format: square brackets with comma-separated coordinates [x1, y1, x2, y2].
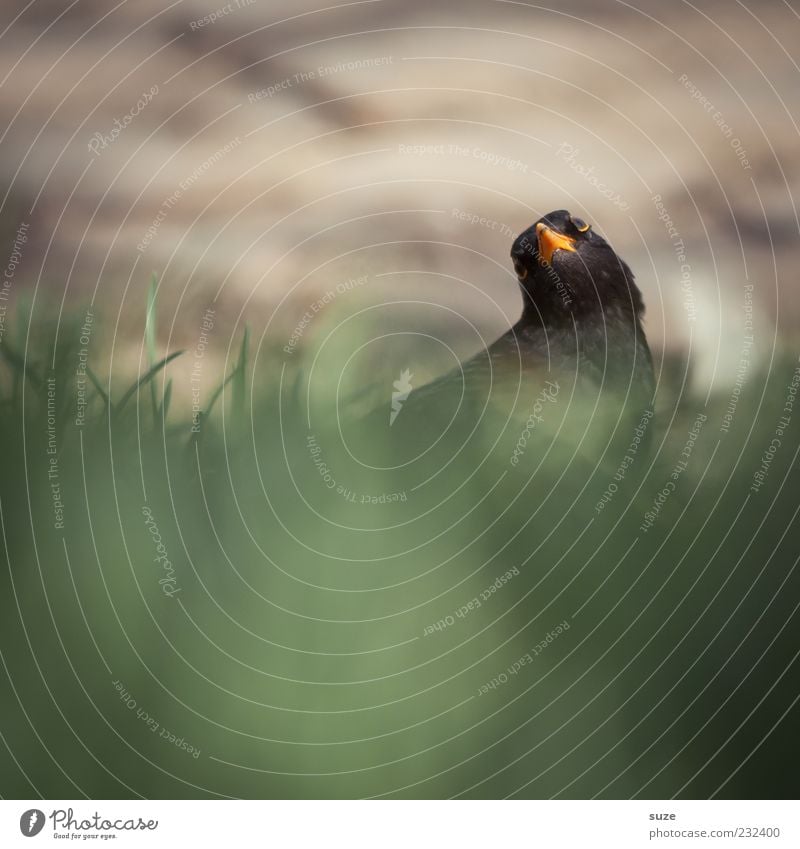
[115, 350, 184, 415]
[145, 273, 159, 424]
[15, 294, 33, 351]
[86, 366, 110, 409]
[159, 378, 173, 422]
[188, 369, 235, 445]
[205, 369, 236, 420]
[188, 327, 245, 443]
[232, 325, 249, 418]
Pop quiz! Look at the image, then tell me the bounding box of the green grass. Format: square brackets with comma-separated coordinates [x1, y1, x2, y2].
[0, 285, 798, 800]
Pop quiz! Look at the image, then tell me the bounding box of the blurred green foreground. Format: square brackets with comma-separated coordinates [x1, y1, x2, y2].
[0, 298, 799, 800]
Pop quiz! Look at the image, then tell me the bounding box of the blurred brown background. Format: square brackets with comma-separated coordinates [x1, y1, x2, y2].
[1, 0, 798, 396]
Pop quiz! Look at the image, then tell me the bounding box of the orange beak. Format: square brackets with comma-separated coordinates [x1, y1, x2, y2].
[536, 222, 577, 266]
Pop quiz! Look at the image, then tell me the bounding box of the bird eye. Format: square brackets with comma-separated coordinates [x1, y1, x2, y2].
[571, 216, 590, 233]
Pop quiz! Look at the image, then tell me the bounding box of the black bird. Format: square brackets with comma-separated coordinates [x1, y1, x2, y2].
[345, 209, 655, 482]
[510, 209, 653, 399]
[404, 209, 654, 414]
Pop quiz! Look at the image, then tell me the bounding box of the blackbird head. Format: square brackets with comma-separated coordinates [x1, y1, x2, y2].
[510, 209, 646, 327]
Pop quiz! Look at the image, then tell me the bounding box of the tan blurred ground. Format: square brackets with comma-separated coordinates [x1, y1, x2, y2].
[0, 0, 798, 398]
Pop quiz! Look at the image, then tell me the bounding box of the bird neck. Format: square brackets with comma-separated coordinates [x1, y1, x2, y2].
[516, 302, 653, 396]
[519, 296, 642, 331]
